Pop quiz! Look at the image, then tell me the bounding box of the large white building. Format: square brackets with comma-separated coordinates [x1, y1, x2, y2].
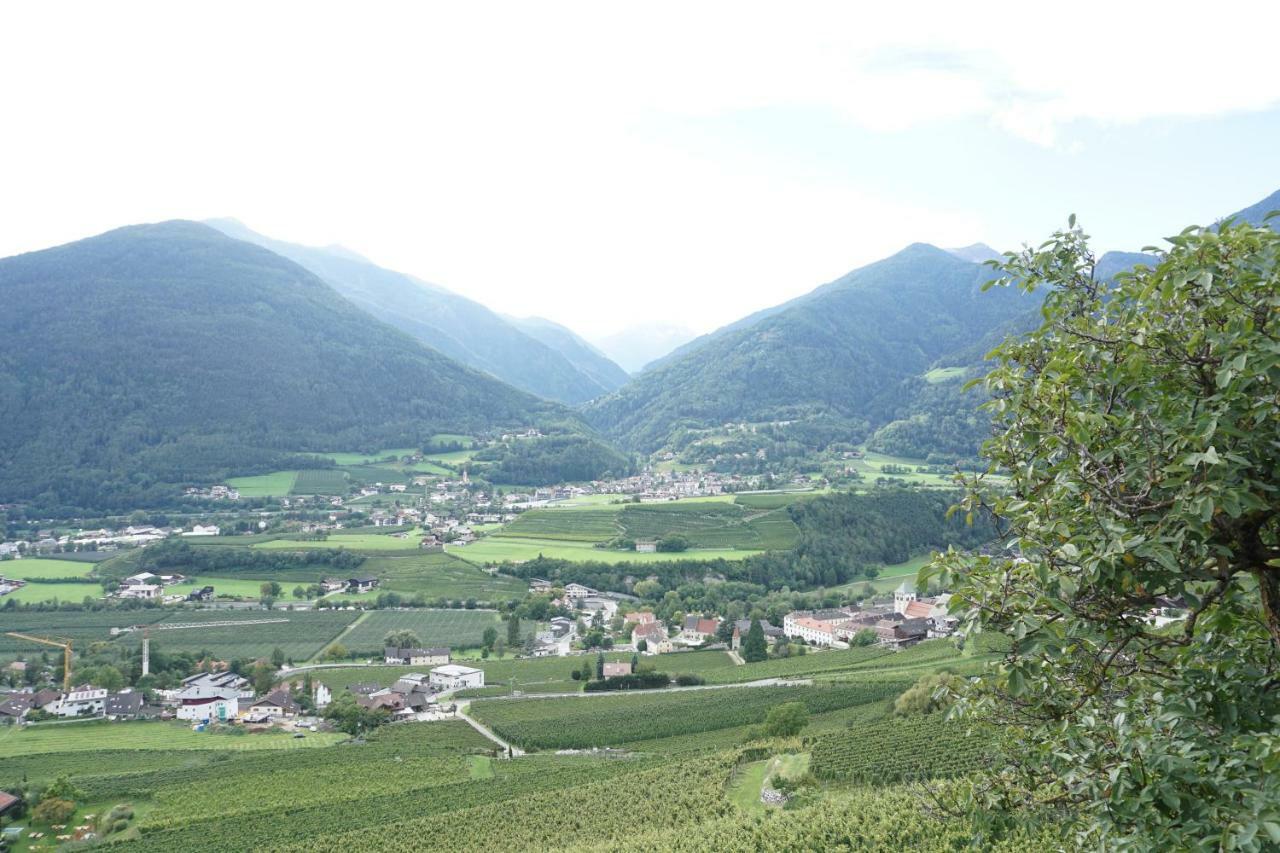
[57, 688, 108, 717]
[428, 664, 485, 692]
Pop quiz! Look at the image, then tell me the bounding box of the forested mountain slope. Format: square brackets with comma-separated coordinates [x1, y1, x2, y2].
[0, 222, 570, 513]
[207, 219, 615, 403]
[506, 316, 629, 392]
[585, 243, 1030, 452]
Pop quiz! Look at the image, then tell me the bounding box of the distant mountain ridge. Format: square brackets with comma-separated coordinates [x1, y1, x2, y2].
[592, 323, 698, 374]
[585, 242, 1031, 453]
[0, 221, 572, 512]
[505, 316, 630, 392]
[206, 219, 623, 404]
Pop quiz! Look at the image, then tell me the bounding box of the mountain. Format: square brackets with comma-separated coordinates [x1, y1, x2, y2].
[584, 243, 1030, 453]
[591, 323, 698, 374]
[0, 221, 574, 513]
[1221, 188, 1280, 229]
[946, 243, 1002, 264]
[505, 316, 629, 392]
[206, 219, 614, 404]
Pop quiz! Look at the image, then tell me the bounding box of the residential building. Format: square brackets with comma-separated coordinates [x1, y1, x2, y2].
[348, 575, 379, 593]
[631, 621, 669, 654]
[634, 539, 658, 553]
[104, 690, 148, 720]
[680, 615, 722, 643]
[625, 611, 655, 625]
[249, 689, 301, 718]
[563, 583, 596, 602]
[56, 688, 108, 717]
[178, 691, 239, 722]
[730, 619, 784, 650]
[783, 615, 842, 647]
[428, 664, 485, 692]
[383, 647, 450, 666]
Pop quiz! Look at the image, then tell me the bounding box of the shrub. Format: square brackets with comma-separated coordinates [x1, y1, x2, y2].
[33, 797, 76, 825]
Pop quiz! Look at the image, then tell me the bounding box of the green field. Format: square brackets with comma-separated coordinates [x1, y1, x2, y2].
[923, 365, 969, 383]
[337, 609, 504, 652]
[310, 448, 418, 465]
[291, 468, 351, 495]
[0, 611, 172, 655]
[0, 721, 345, 756]
[254, 532, 426, 552]
[171, 576, 294, 600]
[228, 470, 298, 497]
[2, 580, 103, 604]
[455, 537, 764, 565]
[353, 552, 527, 601]
[6, 558, 95, 579]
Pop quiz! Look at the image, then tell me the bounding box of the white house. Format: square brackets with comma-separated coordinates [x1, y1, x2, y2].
[384, 647, 450, 666]
[182, 524, 221, 537]
[783, 614, 842, 647]
[117, 583, 160, 600]
[428, 664, 485, 692]
[177, 692, 239, 722]
[57, 688, 108, 717]
[563, 583, 596, 602]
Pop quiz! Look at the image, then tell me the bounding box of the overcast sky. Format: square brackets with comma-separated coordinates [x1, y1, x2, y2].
[3, 2, 1279, 337]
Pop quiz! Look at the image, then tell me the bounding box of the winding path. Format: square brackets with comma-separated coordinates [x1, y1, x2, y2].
[455, 700, 524, 756]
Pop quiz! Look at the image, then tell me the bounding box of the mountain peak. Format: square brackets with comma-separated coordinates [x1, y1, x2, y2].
[946, 243, 1002, 264]
[1223, 188, 1280, 230]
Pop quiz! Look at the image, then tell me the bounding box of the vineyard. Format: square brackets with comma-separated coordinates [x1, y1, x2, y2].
[115, 610, 360, 660]
[0, 720, 344, 757]
[290, 468, 351, 495]
[809, 714, 998, 783]
[337, 609, 503, 652]
[0, 610, 171, 654]
[348, 552, 526, 601]
[493, 508, 622, 542]
[470, 682, 910, 749]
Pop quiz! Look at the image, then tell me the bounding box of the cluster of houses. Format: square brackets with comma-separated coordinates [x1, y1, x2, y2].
[780, 582, 956, 649]
[183, 484, 242, 501]
[347, 662, 484, 717]
[0, 686, 159, 724]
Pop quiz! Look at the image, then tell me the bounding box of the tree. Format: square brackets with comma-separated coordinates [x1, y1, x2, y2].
[43, 775, 82, 802]
[656, 535, 689, 552]
[259, 581, 282, 598]
[636, 638, 648, 653]
[323, 643, 348, 661]
[493, 637, 506, 659]
[850, 628, 877, 647]
[741, 618, 768, 663]
[482, 627, 497, 651]
[292, 585, 306, 599]
[383, 629, 421, 650]
[251, 661, 275, 695]
[595, 651, 605, 680]
[763, 701, 809, 737]
[929, 217, 1280, 848]
[270, 647, 285, 668]
[507, 614, 521, 647]
[579, 656, 593, 682]
[33, 797, 76, 825]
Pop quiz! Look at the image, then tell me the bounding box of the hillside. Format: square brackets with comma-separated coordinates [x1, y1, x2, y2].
[206, 219, 615, 404]
[506, 315, 629, 392]
[0, 222, 572, 513]
[1219, 187, 1280, 229]
[585, 243, 1030, 453]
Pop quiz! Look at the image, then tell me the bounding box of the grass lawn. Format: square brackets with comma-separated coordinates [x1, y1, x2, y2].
[923, 366, 969, 383]
[253, 532, 426, 552]
[727, 758, 771, 813]
[169, 576, 295, 600]
[3, 581, 103, 604]
[428, 433, 475, 448]
[0, 721, 345, 756]
[824, 554, 935, 597]
[7, 559, 95, 580]
[228, 470, 298, 497]
[454, 537, 762, 565]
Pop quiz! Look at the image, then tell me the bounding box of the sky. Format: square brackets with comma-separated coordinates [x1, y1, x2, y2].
[3, 1, 1280, 338]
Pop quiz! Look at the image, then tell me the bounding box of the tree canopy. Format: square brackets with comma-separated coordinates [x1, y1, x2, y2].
[930, 217, 1280, 849]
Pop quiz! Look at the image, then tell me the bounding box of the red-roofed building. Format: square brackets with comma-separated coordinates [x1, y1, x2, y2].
[903, 600, 933, 620]
[680, 615, 722, 643]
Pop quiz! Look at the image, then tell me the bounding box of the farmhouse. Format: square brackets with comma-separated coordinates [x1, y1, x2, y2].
[528, 578, 552, 593]
[250, 689, 301, 719]
[181, 524, 221, 537]
[187, 585, 215, 602]
[428, 664, 485, 692]
[104, 690, 150, 720]
[873, 617, 930, 648]
[680, 615, 722, 643]
[634, 539, 658, 553]
[383, 647, 450, 666]
[631, 620, 671, 654]
[117, 582, 160, 600]
[348, 575, 379, 593]
[178, 691, 239, 722]
[0, 694, 36, 722]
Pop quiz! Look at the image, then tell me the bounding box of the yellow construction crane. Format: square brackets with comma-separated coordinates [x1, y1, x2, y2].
[4, 632, 73, 693]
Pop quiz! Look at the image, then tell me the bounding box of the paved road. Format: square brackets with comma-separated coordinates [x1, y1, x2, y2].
[500, 677, 811, 700]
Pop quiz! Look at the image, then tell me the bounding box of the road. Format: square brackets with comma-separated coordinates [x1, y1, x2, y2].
[498, 677, 811, 700]
[455, 700, 523, 756]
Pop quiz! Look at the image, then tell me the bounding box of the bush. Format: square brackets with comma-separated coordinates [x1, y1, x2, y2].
[764, 701, 810, 737]
[893, 671, 959, 716]
[674, 674, 705, 686]
[33, 797, 76, 825]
